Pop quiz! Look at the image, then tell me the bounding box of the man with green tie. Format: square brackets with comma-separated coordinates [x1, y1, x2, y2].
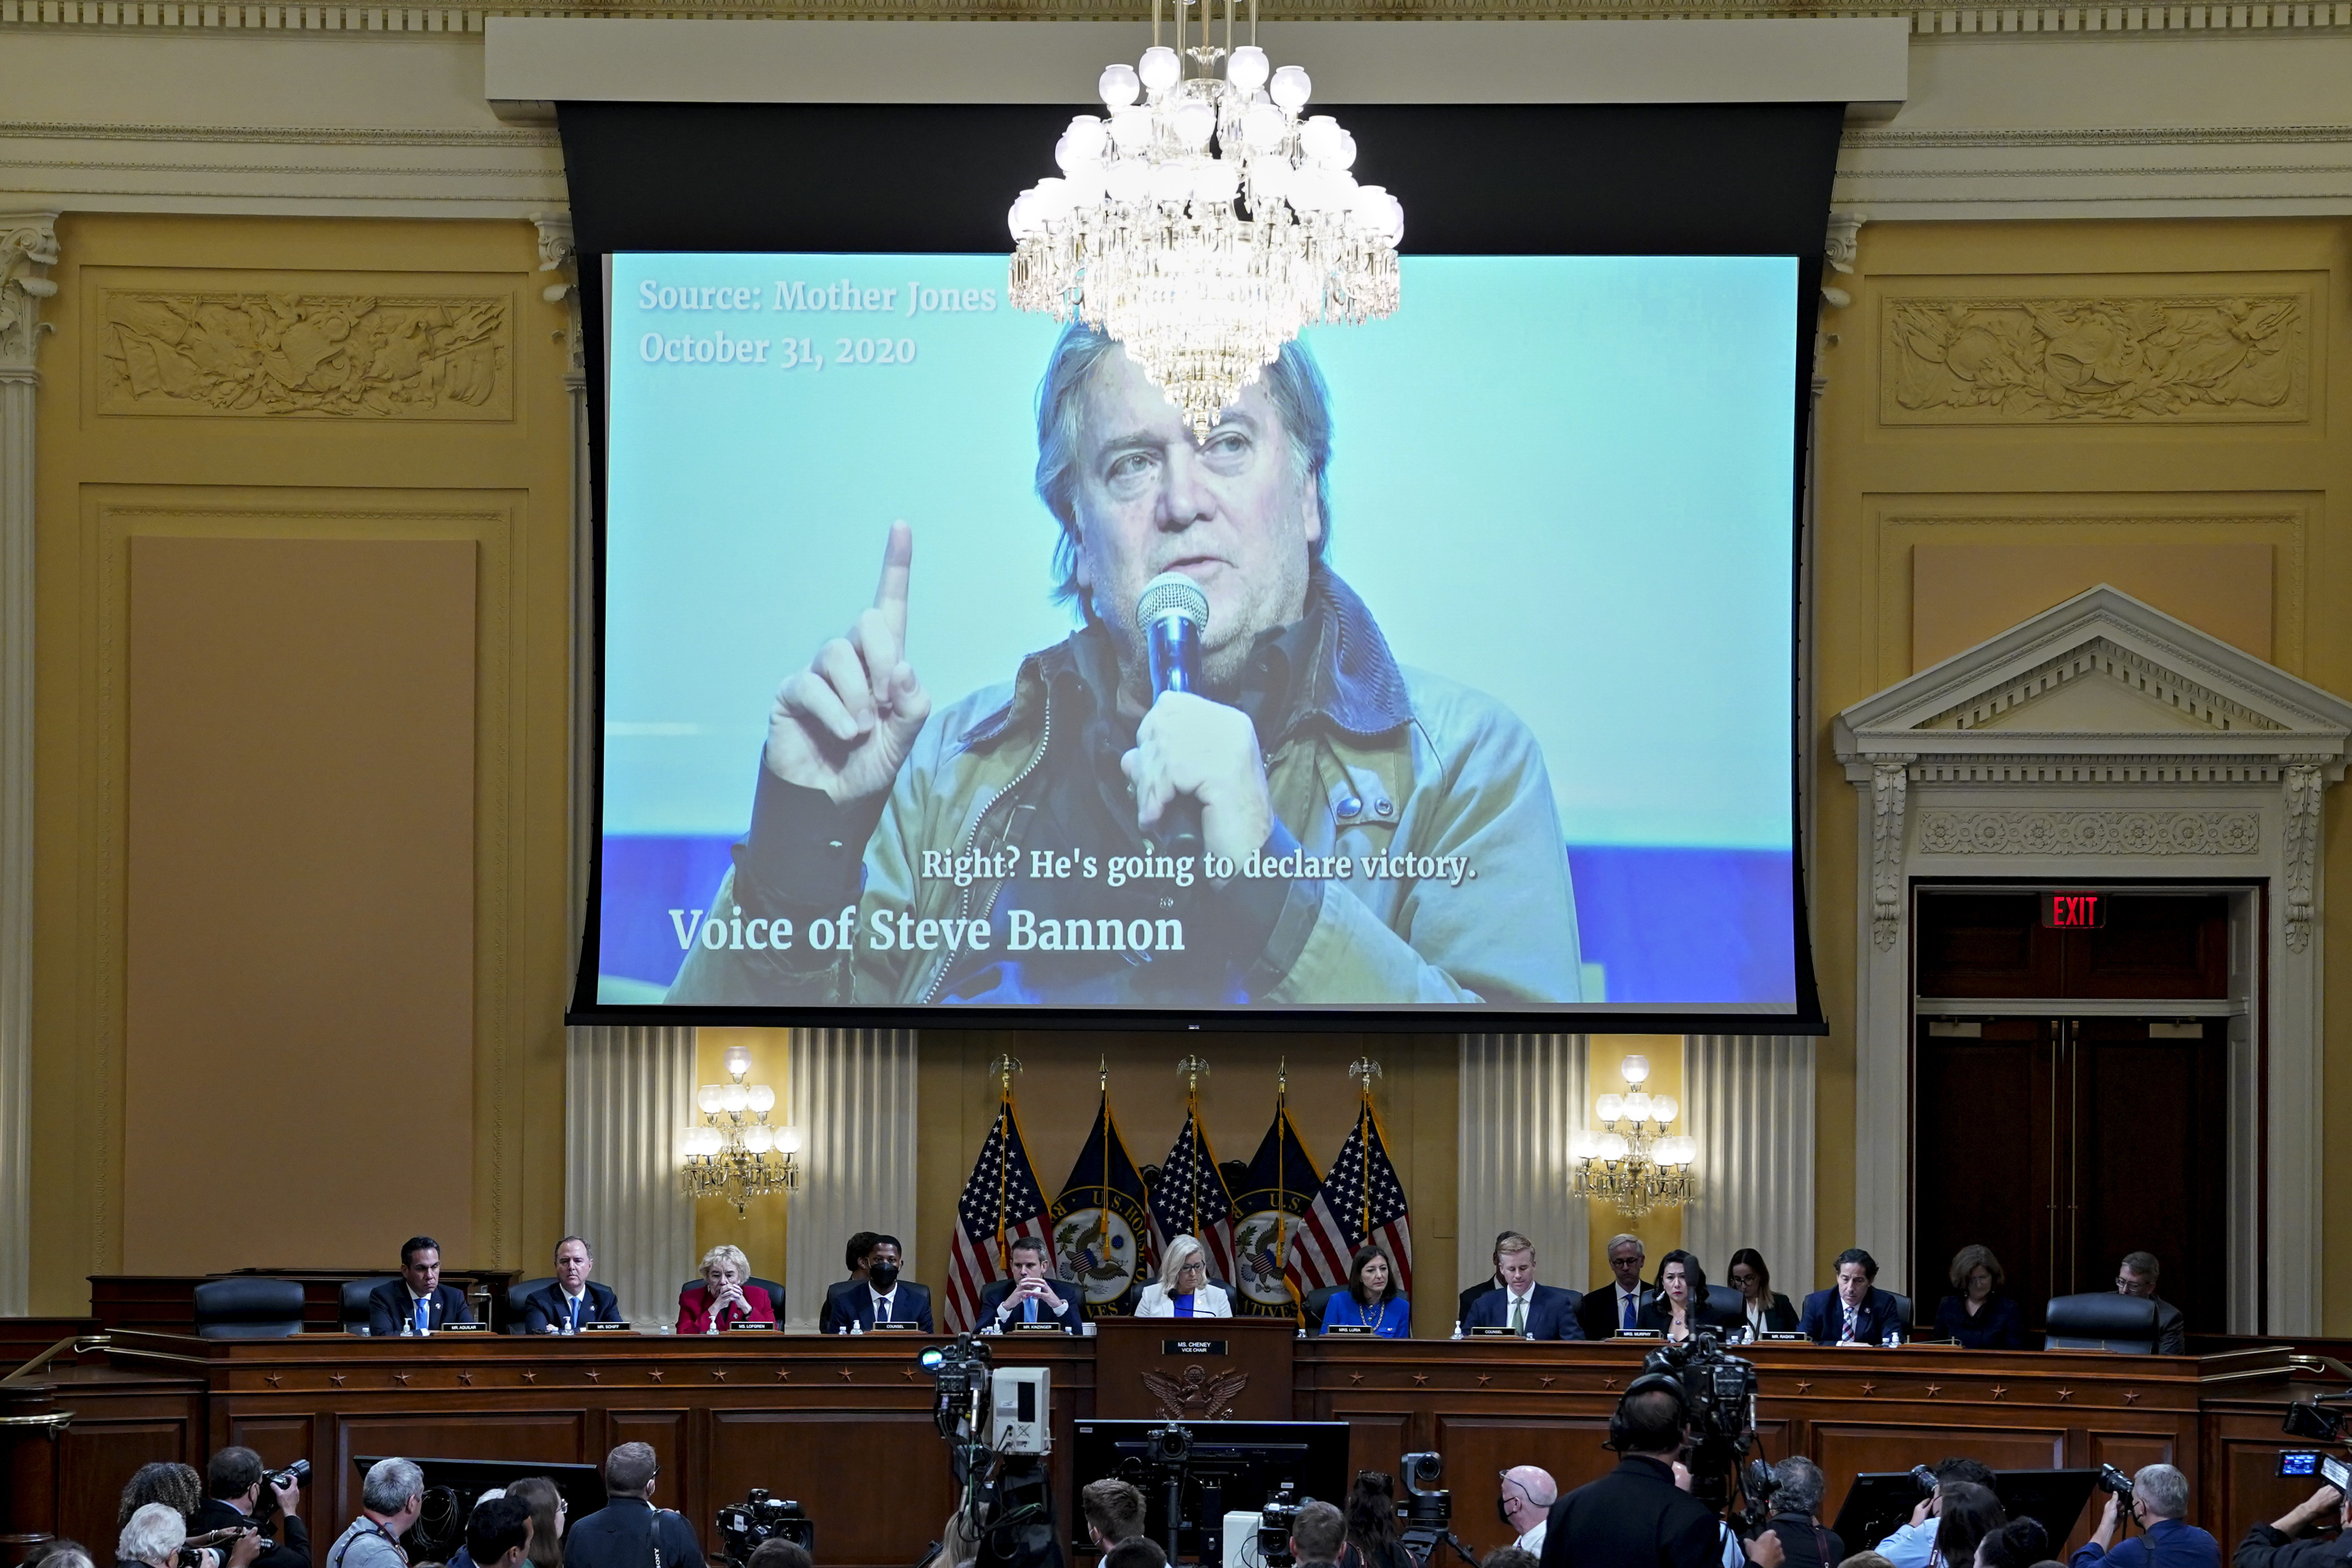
[1463, 1234, 1584, 1340]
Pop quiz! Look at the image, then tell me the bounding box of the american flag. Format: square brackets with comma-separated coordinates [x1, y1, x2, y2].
[1149, 1107, 1238, 1286]
[943, 1099, 1052, 1333]
[1287, 1103, 1413, 1297]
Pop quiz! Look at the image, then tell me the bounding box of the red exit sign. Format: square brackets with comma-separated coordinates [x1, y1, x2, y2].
[2041, 892, 2108, 929]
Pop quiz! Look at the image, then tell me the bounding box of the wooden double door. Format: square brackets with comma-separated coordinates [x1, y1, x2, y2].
[1912, 891, 2235, 1335]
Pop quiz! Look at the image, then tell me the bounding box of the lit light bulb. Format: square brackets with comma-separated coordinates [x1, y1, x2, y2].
[1227, 44, 1269, 92]
[1620, 1054, 1651, 1086]
[1108, 107, 1152, 152]
[724, 1044, 753, 1078]
[1599, 1133, 1630, 1162]
[1099, 62, 1141, 108]
[1269, 64, 1311, 112]
[777, 1126, 804, 1156]
[1138, 46, 1180, 94]
[1595, 1093, 1624, 1122]
[1172, 98, 1217, 150]
[747, 1083, 776, 1114]
[742, 1124, 774, 1154]
[1569, 1129, 1598, 1161]
[695, 1084, 723, 1114]
[1622, 1091, 1654, 1122]
[1650, 1095, 1678, 1126]
[720, 1082, 749, 1113]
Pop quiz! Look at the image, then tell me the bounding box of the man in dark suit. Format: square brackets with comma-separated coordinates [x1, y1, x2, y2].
[819, 1233, 885, 1334]
[524, 1236, 623, 1334]
[1799, 1248, 1905, 1345]
[366, 1236, 475, 1337]
[195, 1448, 308, 1568]
[564, 1442, 705, 1568]
[1538, 1379, 1725, 1568]
[1463, 1233, 1584, 1340]
[979, 1236, 1082, 1333]
[824, 1234, 934, 1332]
[2116, 1252, 2188, 1355]
[1575, 1233, 1653, 1341]
[1458, 1232, 1511, 1327]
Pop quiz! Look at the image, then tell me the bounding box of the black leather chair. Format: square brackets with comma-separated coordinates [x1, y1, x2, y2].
[1303, 1284, 1341, 1328]
[1704, 1283, 1747, 1327]
[505, 1276, 556, 1334]
[341, 1276, 395, 1335]
[677, 1278, 787, 1320]
[2045, 1292, 2159, 1352]
[1883, 1291, 1915, 1334]
[193, 1277, 305, 1340]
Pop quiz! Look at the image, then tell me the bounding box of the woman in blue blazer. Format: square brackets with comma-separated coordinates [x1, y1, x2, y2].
[1321, 1245, 1411, 1337]
[1934, 1243, 2025, 1348]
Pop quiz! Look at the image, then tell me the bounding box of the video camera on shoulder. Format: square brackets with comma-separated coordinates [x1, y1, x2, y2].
[1639, 1332, 1761, 1514]
[716, 1490, 814, 1560]
[1259, 1481, 1309, 1568]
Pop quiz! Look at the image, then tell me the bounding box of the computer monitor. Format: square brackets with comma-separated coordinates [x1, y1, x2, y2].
[352, 1455, 608, 1561]
[1828, 1469, 2102, 1556]
[1069, 1421, 1351, 1560]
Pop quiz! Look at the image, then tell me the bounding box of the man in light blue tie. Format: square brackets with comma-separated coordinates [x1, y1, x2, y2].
[524, 1236, 623, 1333]
[364, 1237, 476, 1336]
[982, 1236, 1081, 1333]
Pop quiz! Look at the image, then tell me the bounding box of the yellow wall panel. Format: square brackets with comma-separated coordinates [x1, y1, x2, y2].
[31, 214, 576, 1311]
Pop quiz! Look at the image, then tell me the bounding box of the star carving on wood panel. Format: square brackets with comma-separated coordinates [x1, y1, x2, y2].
[2122, 1390, 2141, 1404]
[712, 1369, 728, 1382]
[839, 1366, 855, 1382]
[585, 1369, 601, 1382]
[265, 1373, 282, 1387]
[392, 1372, 411, 1385]
[1540, 1376, 1555, 1388]
[2057, 1388, 2075, 1402]
[1349, 1372, 1364, 1385]
[458, 1371, 475, 1386]
[521, 1371, 537, 1383]
[648, 1369, 665, 1382]
[1859, 1383, 1876, 1396]
[776, 1367, 793, 1382]
[1795, 1381, 1812, 1394]
[329, 1374, 346, 1387]
[1991, 1385, 2008, 1400]
[1925, 1384, 1942, 1398]
[902, 1367, 919, 1381]
[1602, 1376, 1619, 1389]
[1412, 1372, 1429, 1386]
[1477, 1374, 1493, 1386]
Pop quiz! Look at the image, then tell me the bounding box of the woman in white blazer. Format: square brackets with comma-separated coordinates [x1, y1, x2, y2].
[1134, 1235, 1232, 1318]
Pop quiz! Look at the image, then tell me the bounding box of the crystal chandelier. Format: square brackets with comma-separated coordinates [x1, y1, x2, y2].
[1570, 1054, 1698, 1219]
[682, 1046, 802, 1216]
[1008, 0, 1404, 436]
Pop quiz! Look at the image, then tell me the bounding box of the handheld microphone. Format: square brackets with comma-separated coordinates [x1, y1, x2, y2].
[1136, 571, 1209, 861]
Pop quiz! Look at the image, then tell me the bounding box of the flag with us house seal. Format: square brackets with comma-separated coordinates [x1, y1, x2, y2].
[1050, 1087, 1154, 1317]
[1229, 1096, 1323, 1321]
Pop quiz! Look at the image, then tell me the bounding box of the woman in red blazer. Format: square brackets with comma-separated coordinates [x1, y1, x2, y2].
[676, 1243, 775, 1333]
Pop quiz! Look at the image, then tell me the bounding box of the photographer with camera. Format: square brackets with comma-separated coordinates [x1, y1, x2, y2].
[565, 1445, 705, 1568]
[329, 1459, 424, 1568]
[118, 1463, 262, 1568]
[1759, 1460, 1842, 1568]
[121, 1505, 197, 1568]
[2229, 1480, 2344, 1568]
[1868, 1461, 1996, 1568]
[1542, 1380, 1772, 1568]
[195, 1450, 309, 1568]
[2070, 1466, 2214, 1568]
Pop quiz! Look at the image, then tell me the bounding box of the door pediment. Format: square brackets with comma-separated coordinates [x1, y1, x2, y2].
[1835, 584, 2352, 765]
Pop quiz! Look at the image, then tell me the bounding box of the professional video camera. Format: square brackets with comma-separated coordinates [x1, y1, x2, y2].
[1258, 1481, 1308, 1568]
[915, 1336, 1056, 1568]
[1395, 1452, 1476, 1568]
[1640, 1332, 1761, 1515]
[716, 1491, 816, 1560]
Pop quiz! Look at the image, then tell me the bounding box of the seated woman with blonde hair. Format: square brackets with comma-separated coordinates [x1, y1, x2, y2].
[676, 1243, 775, 1333]
[1135, 1236, 1232, 1318]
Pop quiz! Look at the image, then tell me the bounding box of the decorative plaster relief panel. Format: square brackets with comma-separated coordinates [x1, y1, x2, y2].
[95, 285, 511, 419]
[1880, 291, 2308, 424]
[1915, 807, 2261, 855]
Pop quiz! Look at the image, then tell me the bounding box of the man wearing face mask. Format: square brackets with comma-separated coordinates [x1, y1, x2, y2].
[668, 325, 1581, 1009]
[822, 1236, 933, 1332]
[1499, 1469, 1557, 1554]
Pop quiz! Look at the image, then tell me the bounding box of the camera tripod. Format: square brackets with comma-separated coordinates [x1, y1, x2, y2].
[1399, 1525, 1481, 1568]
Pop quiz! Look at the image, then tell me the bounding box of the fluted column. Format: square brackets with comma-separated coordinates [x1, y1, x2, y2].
[530, 213, 593, 964]
[782, 1029, 918, 1333]
[566, 1026, 699, 1326]
[1682, 1035, 1816, 1297]
[0, 215, 58, 1316]
[1457, 1035, 1587, 1322]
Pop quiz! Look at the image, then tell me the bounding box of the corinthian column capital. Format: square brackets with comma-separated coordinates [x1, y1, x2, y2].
[0, 215, 60, 379]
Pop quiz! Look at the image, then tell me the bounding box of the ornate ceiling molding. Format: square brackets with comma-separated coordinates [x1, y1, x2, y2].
[2, 0, 2348, 33]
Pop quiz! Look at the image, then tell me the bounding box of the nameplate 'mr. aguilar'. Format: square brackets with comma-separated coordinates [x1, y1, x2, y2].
[1163, 1339, 1227, 1355]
